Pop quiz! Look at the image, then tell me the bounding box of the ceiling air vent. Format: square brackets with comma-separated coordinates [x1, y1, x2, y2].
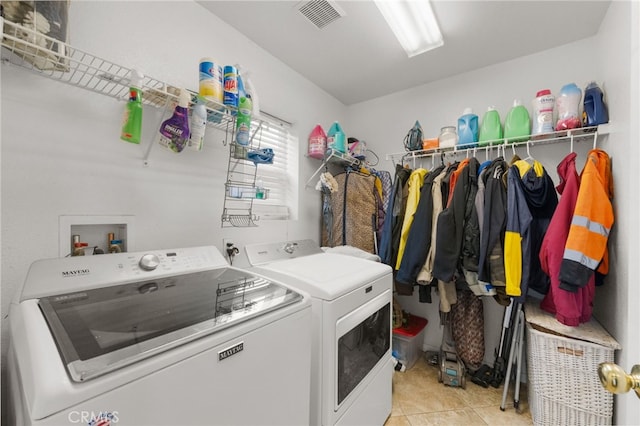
[296, 0, 346, 29]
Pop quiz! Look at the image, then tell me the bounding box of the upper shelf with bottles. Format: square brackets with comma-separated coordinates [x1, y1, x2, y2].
[386, 124, 611, 168]
[0, 17, 237, 130]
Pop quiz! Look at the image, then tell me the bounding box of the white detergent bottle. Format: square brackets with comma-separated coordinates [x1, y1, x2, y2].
[188, 97, 207, 151]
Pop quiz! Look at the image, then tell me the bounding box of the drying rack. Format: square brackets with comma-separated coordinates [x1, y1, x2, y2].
[386, 126, 609, 169]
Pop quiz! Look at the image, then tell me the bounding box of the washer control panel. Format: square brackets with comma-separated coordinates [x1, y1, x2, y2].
[138, 254, 160, 271]
[245, 239, 323, 266]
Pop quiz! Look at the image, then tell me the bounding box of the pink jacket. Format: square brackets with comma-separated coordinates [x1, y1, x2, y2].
[539, 153, 595, 326]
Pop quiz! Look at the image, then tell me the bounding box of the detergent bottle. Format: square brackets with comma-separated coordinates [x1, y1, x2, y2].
[504, 99, 531, 143]
[188, 97, 207, 151]
[555, 83, 582, 131]
[308, 124, 327, 159]
[478, 106, 502, 146]
[327, 121, 346, 154]
[582, 81, 609, 127]
[531, 89, 555, 136]
[457, 108, 479, 148]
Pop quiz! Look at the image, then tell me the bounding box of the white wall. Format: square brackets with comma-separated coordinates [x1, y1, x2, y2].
[0, 0, 345, 408]
[595, 1, 640, 423]
[346, 2, 639, 422]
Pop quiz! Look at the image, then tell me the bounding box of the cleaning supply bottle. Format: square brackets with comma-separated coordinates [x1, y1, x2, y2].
[327, 121, 346, 154]
[531, 89, 555, 136]
[478, 106, 502, 146]
[158, 89, 191, 153]
[237, 65, 260, 120]
[199, 58, 223, 104]
[582, 81, 609, 127]
[188, 97, 207, 151]
[308, 124, 327, 159]
[223, 65, 238, 109]
[236, 94, 253, 146]
[555, 83, 582, 131]
[504, 99, 531, 143]
[457, 107, 479, 148]
[120, 69, 143, 144]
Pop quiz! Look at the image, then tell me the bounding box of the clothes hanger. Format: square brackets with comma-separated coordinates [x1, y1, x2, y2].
[523, 141, 534, 163]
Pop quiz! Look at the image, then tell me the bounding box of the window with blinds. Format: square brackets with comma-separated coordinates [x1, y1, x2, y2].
[252, 113, 294, 220]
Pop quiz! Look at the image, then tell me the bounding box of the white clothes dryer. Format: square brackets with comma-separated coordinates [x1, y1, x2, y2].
[246, 240, 394, 426]
[7, 246, 312, 426]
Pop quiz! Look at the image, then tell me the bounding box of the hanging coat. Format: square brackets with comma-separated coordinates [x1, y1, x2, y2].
[395, 168, 428, 270]
[477, 157, 509, 287]
[379, 165, 412, 266]
[504, 160, 558, 300]
[396, 164, 445, 286]
[559, 149, 614, 292]
[539, 152, 595, 326]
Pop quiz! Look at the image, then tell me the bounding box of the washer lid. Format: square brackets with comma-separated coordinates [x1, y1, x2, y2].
[38, 267, 303, 382]
[255, 253, 391, 300]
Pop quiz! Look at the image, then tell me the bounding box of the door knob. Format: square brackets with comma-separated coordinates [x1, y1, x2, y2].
[598, 362, 640, 398]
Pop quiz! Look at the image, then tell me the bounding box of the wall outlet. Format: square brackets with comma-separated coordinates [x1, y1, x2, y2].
[223, 238, 242, 264]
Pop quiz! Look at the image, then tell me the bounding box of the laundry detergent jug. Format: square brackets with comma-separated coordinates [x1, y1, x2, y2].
[478, 107, 502, 146]
[327, 121, 346, 154]
[532, 89, 555, 136]
[583, 81, 609, 127]
[556, 83, 582, 131]
[504, 99, 530, 143]
[308, 124, 327, 159]
[457, 108, 479, 148]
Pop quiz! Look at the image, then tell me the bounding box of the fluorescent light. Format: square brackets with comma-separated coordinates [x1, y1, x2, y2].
[374, 0, 444, 58]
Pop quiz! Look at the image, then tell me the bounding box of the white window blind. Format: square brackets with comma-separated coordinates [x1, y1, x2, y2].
[252, 113, 293, 220]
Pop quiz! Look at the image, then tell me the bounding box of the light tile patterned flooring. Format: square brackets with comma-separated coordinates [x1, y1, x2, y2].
[385, 352, 533, 426]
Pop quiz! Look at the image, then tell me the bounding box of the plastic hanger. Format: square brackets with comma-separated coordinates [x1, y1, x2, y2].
[523, 141, 534, 163]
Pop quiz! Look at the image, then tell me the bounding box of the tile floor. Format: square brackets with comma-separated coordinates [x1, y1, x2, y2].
[385, 353, 533, 426]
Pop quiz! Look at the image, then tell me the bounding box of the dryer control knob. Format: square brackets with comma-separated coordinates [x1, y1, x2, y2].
[139, 254, 160, 271]
[283, 242, 296, 254]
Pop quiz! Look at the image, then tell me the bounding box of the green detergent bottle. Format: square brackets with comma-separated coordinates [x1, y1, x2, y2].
[504, 99, 530, 143]
[478, 106, 503, 146]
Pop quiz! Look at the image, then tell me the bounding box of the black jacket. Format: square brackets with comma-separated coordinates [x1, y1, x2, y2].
[433, 158, 480, 282]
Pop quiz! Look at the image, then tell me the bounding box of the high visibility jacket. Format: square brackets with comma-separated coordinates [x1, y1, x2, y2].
[559, 149, 613, 292]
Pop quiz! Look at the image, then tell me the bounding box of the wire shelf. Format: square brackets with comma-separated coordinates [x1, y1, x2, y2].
[1, 17, 236, 131]
[386, 125, 610, 167]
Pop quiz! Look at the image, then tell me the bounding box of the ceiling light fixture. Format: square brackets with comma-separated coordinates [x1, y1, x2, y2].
[374, 0, 444, 58]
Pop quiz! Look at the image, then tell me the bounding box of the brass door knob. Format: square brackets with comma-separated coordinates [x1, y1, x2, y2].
[598, 362, 640, 398]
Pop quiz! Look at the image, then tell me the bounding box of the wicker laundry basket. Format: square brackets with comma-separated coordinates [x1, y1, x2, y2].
[525, 302, 621, 426]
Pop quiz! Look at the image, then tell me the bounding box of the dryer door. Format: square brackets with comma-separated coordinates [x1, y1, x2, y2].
[335, 290, 391, 407]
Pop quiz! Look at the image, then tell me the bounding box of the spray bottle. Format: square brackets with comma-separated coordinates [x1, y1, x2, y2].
[120, 69, 143, 144]
[236, 64, 260, 120]
[158, 89, 191, 153]
[236, 94, 253, 146]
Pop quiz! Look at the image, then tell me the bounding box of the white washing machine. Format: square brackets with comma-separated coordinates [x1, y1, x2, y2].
[7, 246, 312, 425]
[246, 240, 394, 426]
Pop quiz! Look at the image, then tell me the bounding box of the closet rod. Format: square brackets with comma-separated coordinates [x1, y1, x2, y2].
[386, 125, 608, 166]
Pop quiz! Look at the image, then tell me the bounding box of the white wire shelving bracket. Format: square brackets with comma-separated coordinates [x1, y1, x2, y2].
[305, 149, 362, 189]
[386, 125, 610, 169]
